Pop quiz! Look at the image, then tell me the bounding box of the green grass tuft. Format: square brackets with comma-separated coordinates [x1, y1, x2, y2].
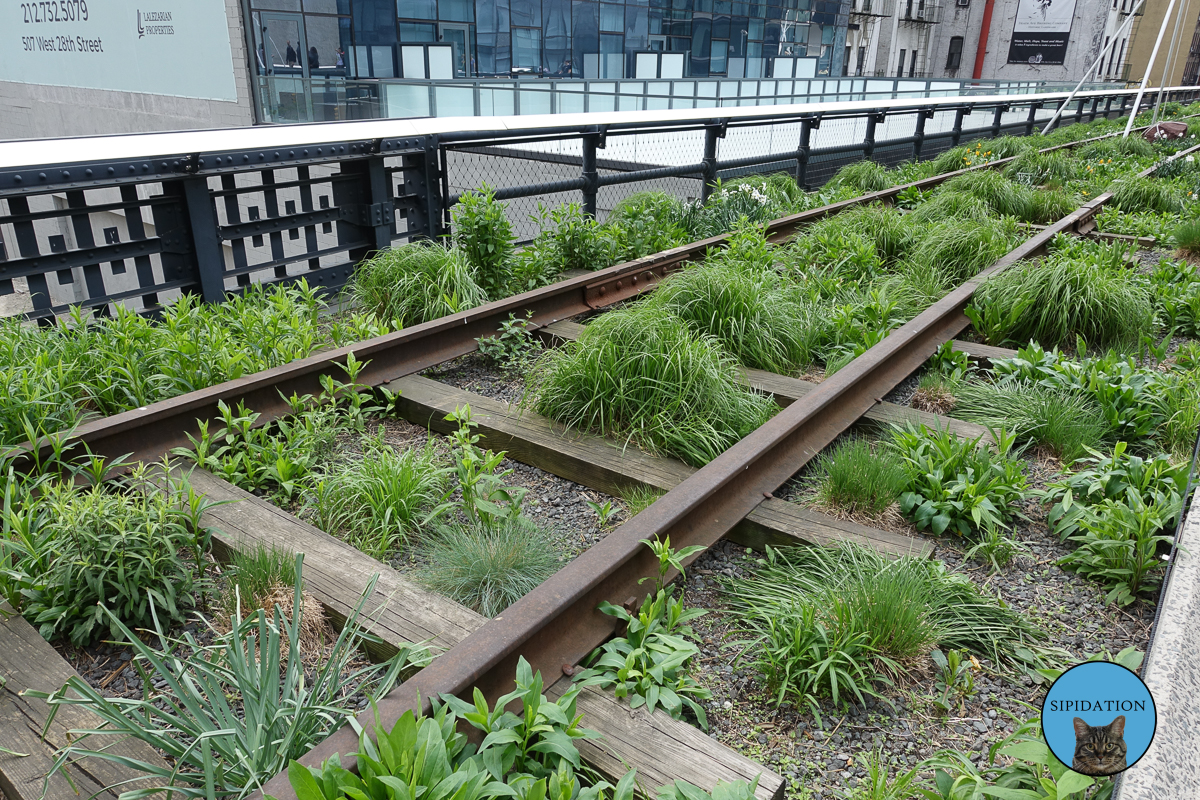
[954, 381, 1111, 463]
[813, 437, 911, 516]
[531, 305, 778, 466]
[941, 170, 1034, 220]
[1109, 176, 1185, 215]
[832, 160, 893, 193]
[907, 217, 1018, 284]
[418, 517, 561, 617]
[908, 192, 995, 225]
[1173, 218, 1200, 255]
[352, 242, 488, 328]
[969, 237, 1155, 350]
[224, 545, 298, 615]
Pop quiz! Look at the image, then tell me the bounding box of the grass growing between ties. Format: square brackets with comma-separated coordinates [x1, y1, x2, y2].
[417, 516, 561, 618]
[954, 381, 1111, 463]
[723, 543, 1042, 717]
[530, 303, 778, 466]
[811, 437, 910, 517]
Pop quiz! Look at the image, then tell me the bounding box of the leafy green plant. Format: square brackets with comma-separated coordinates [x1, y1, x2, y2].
[586, 499, 618, 527]
[444, 404, 528, 530]
[452, 184, 515, 301]
[962, 527, 1026, 573]
[811, 437, 910, 516]
[657, 778, 761, 800]
[892, 425, 1029, 538]
[6, 464, 212, 646]
[352, 242, 489, 329]
[531, 305, 777, 466]
[1058, 492, 1178, 605]
[536, 201, 617, 273]
[418, 516, 561, 617]
[477, 311, 542, 372]
[31, 559, 428, 800]
[574, 538, 712, 728]
[929, 648, 975, 715]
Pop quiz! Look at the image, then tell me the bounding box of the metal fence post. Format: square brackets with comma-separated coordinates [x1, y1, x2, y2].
[1105, 96, 1115, 118]
[700, 120, 727, 204]
[795, 115, 820, 190]
[1074, 99, 1085, 124]
[864, 111, 885, 157]
[178, 177, 227, 303]
[951, 106, 971, 147]
[991, 104, 1008, 137]
[1088, 96, 1100, 121]
[581, 128, 604, 217]
[912, 108, 934, 160]
[1025, 102, 1042, 136]
[1119, 95, 1129, 116]
[334, 149, 397, 265]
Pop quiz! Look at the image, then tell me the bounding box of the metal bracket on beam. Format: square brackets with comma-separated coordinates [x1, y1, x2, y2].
[339, 202, 395, 228]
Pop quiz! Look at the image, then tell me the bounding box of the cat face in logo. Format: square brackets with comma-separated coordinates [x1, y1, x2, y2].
[1072, 715, 1127, 776]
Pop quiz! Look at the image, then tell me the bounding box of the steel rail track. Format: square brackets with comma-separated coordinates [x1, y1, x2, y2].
[247, 136, 1200, 798]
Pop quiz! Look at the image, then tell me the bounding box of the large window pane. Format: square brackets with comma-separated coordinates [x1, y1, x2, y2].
[303, 0, 350, 12]
[400, 0, 438, 18]
[711, 38, 727, 72]
[600, 32, 623, 51]
[440, 0, 475, 21]
[572, 1, 599, 74]
[252, 0, 301, 9]
[399, 22, 437, 40]
[511, 0, 541, 26]
[544, 0, 572, 71]
[305, 15, 349, 70]
[356, 0, 399, 43]
[600, 3, 623, 30]
[513, 27, 542, 67]
[625, 5, 649, 50]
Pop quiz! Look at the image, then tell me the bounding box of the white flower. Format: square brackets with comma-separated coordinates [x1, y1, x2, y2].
[1188, 155, 1195, 162]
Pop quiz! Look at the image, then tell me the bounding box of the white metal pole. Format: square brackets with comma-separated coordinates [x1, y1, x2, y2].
[1042, 0, 1146, 134]
[1151, 0, 1189, 125]
[1124, 0, 1181, 137]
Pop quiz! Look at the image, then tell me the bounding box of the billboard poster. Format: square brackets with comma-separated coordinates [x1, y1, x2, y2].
[1007, 0, 1080, 65]
[0, 0, 237, 101]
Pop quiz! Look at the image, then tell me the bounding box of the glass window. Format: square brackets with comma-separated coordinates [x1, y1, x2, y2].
[544, 0, 571, 68]
[511, 0, 540, 26]
[513, 27, 542, 66]
[356, 0, 399, 43]
[572, 1, 599, 68]
[600, 32, 623, 51]
[399, 22, 438, 40]
[252, 0, 301, 9]
[400, 0, 438, 18]
[748, 17, 764, 38]
[600, 3, 624, 31]
[711, 39, 727, 72]
[479, 0, 511, 31]
[712, 14, 729, 38]
[690, 15, 710, 74]
[305, 15, 348, 70]
[303, 0, 348, 12]
[439, 0, 474, 21]
[626, 5, 649, 49]
[946, 36, 963, 69]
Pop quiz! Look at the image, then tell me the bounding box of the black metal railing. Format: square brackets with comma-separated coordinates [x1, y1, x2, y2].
[0, 86, 1193, 321]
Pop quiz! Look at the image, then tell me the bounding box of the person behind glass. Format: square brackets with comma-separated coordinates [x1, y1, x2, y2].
[335, 48, 344, 67]
[309, 46, 320, 70]
[554, 58, 573, 77]
[286, 41, 297, 67]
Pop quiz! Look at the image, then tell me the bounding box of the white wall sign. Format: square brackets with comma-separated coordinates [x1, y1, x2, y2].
[1007, 0, 1080, 65]
[1, 0, 237, 101]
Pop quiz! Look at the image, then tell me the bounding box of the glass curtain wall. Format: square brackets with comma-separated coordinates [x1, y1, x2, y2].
[244, 0, 848, 81]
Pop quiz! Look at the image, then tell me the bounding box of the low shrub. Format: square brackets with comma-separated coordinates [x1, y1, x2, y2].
[812, 437, 910, 516]
[451, 184, 514, 300]
[891, 424, 1029, 538]
[968, 236, 1155, 350]
[418, 516, 561, 617]
[6, 467, 211, 646]
[954, 380, 1111, 463]
[352, 242, 488, 328]
[531, 305, 777, 466]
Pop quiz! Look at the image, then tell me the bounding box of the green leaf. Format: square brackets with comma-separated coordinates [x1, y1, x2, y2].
[1053, 771, 1095, 796]
[288, 761, 328, 800]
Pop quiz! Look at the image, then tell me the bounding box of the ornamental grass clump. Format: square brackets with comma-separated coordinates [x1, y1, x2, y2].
[832, 159, 893, 193]
[1109, 176, 1185, 215]
[351, 241, 488, 328]
[724, 543, 1041, 714]
[418, 516, 561, 617]
[645, 234, 819, 373]
[941, 170, 1035, 220]
[968, 237, 1155, 350]
[1002, 149, 1081, 185]
[954, 381, 1111, 464]
[530, 305, 777, 466]
[908, 192, 994, 225]
[812, 437, 911, 516]
[1173, 218, 1200, 255]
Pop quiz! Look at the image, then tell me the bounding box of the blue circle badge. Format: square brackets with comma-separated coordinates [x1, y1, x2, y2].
[1041, 661, 1157, 777]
